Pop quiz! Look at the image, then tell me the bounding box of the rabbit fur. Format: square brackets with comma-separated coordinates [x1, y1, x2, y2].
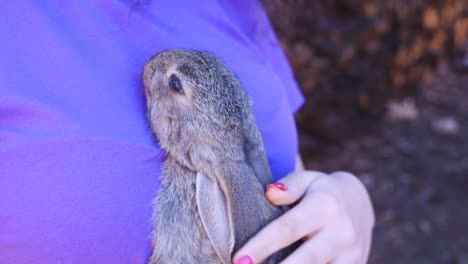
[143, 49, 296, 264]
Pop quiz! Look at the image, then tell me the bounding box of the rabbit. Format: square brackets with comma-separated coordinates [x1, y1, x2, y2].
[143, 49, 297, 264]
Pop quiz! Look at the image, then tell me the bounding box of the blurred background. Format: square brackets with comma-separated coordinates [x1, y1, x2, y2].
[263, 1, 468, 263]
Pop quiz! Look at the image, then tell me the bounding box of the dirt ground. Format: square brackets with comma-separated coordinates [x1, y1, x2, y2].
[262, 1, 468, 262]
[297, 64, 468, 263]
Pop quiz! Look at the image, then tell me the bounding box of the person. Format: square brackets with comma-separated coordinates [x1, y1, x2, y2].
[0, 1, 375, 263]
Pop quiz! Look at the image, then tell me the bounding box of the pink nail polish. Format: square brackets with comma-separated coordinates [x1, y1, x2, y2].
[235, 255, 253, 264]
[266, 182, 287, 191]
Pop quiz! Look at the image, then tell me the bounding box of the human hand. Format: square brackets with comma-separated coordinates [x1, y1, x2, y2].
[232, 170, 375, 264]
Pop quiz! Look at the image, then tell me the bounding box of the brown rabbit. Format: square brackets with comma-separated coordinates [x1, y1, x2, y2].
[143, 49, 296, 264]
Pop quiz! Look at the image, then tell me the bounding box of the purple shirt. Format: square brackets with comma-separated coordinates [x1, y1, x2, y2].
[0, 1, 303, 263]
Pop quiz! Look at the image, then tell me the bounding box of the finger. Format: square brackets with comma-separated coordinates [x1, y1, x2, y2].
[233, 191, 333, 264]
[266, 170, 326, 206]
[280, 230, 340, 264]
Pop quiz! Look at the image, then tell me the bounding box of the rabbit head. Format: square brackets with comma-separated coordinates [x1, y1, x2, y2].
[143, 49, 252, 170]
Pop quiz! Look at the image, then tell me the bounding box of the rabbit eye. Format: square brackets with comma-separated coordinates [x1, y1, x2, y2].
[168, 74, 184, 94]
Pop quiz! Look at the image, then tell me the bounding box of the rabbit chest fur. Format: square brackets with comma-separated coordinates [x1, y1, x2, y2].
[143, 49, 296, 264]
[151, 158, 220, 263]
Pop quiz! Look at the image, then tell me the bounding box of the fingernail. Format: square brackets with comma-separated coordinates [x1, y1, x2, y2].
[267, 182, 287, 191]
[234, 255, 253, 264]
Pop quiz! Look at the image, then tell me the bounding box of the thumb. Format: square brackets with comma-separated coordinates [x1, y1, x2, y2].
[265, 171, 325, 206]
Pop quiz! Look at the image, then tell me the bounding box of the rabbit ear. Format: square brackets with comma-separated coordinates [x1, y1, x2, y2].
[222, 160, 281, 253]
[242, 122, 274, 189]
[196, 172, 235, 264]
[219, 123, 280, 249]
